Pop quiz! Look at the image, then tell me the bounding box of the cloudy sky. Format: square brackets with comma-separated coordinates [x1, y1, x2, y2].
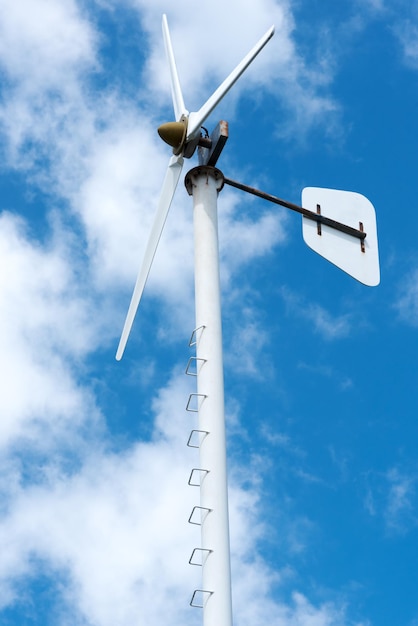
[1, 0, 418, 624]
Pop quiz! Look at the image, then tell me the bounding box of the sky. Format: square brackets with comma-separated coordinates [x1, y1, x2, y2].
[0, 0, 418, 625]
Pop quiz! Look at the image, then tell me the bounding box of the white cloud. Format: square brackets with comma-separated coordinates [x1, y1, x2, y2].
[222, 297, 275, 379]
[233, 587, 369, 626]
[298, 362, 353, 391]
[0, 367, 368, 626]
[363, 467, 418, 534]
[396, 267, 418, 326]
[0, 211, 102, 452]
[226, 318, 270, 377]
[360, 0, 386, 13]
[219, 191, 287, 282]
[0, 0, 97, 89]
[0, 450, 198, 625]
[308, 304, 351, 339]
[281, 288, 352, 340]
[393, 19, 418, 67]
[353, 0, 418, 70]
[0, 0, 98, 172]
[385, 467, 417, 531]
[0, 370, 199, 624]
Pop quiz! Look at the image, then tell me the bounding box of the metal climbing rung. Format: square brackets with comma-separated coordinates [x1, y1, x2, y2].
[188, 506, 212, 526]
[188, 468, 209, 487]
[185, 356, 206, 376]
[189, 548, 213, 566]
[190, 589, 213, 608]
[187, 430, 209, 448]
[189, 325, 205, 347]
[186, 393, 206, 412]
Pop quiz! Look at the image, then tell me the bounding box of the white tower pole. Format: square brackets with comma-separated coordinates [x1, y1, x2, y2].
[185, 166, 232, 626]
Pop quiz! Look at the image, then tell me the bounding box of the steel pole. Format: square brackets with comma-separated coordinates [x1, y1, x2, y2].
[185, 166, 232, 626]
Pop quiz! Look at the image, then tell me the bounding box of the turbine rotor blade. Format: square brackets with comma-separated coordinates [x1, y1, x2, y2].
[162, 14, 188, 121]
[116, 155, 184, 360]
[186, 25, 275, 141]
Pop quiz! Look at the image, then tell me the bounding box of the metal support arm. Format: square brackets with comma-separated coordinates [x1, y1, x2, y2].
[223, 177, 367, 241]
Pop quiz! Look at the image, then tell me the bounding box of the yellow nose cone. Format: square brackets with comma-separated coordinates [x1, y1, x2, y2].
[157, 120, 187, 154]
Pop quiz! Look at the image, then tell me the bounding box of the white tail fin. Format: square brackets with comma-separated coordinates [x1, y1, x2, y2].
[302, 187, 380, 287]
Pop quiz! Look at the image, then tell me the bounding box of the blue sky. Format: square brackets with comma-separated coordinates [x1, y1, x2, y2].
[0, 1, 418, 625]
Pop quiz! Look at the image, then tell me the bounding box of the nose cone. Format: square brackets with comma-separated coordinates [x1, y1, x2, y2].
[157, 120, 187, 154]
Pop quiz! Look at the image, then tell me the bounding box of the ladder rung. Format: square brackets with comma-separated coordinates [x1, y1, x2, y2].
[189, 325, 206, 347]
[188, 506, 212, 526]
[186, 393, 206, 412]
[187, 430, 209, 448]
[188, 468, 209, 487]
[190, 589, 213, 608]
[189, 548, 213, 566]
[185, 356, 206, 376]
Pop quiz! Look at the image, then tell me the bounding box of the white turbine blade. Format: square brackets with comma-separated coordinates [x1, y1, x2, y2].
[162, 14, 188, 121]
[116, 155, 184, 360]
[186, 24, 275, 140]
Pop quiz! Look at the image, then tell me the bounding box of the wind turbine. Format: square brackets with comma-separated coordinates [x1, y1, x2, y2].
[116, 16, 275, 361]
[116, 18, 274, 626]
[116, 13, 379, 626]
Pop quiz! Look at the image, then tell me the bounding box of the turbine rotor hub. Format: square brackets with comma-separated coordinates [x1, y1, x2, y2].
[157, 115, 188, 155]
